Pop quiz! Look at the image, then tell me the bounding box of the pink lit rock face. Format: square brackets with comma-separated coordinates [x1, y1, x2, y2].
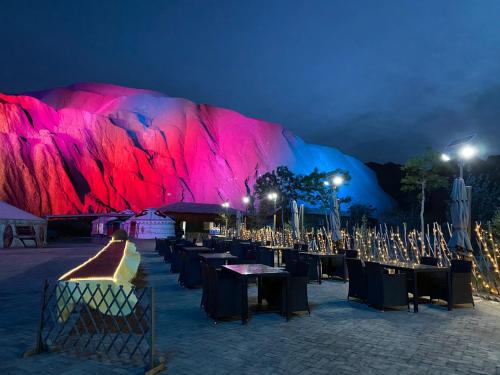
[0, 83, 392, 216]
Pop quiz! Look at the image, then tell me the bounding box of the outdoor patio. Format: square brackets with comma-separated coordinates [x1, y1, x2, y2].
[1, 240, 499, 374]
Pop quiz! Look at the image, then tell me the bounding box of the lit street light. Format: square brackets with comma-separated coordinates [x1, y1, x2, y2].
[332, 174, 344, 187]
[221, 201, 230, 236]
[267, 192, 278, 234]
[242, 196, 250, 229]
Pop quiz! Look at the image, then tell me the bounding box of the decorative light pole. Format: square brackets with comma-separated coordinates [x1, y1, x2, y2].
[267, 192, 278, 235]
[242, 196, 250, 231]
[221, 201, 230, 236]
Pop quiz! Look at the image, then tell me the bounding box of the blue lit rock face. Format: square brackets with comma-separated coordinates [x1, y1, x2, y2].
[0, 83, 393, 215]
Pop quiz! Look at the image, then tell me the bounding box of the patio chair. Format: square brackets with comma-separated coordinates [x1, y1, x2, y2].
[346, 258, 367, 302]
[431, 259, 474, 307]
[406, 256, 439, 300]
[365, 261, 409, 311]
[299, 253, 320, 283]
[345, 250, 359, 259]
[179, 251, 203, 288]
[205, 265, 242, 320]
[261, 260, 310, 314]
[282, 248, 299, 266]
[256, 247, 274, 267]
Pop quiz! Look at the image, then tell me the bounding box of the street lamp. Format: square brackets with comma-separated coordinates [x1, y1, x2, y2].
[242, 196, 250, 230]
[442, 144, 477, 178]
[221, 201, 230, 236]
[267, 192, 278, 233]
[332, 174, 344, 188]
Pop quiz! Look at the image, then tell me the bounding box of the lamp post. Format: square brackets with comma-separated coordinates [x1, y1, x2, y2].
[221, 201, 230, 236]
[267, 192, 278, 234]
[242, 196, 250, 231]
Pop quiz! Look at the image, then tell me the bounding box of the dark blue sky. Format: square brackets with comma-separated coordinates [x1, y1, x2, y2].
[1, 0, 500, 162]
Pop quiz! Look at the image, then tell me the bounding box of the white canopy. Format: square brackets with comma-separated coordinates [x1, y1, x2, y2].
[0, 201, 45, 222]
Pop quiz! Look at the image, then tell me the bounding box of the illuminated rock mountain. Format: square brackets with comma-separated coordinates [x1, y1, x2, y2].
[0, 83, 392, 215]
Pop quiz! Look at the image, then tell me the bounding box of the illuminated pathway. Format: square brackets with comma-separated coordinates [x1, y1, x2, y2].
[1, 240, 500, 374]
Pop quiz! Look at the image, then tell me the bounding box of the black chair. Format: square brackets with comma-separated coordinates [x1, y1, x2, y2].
[345, 250, 359, 259]
[300, 254, 320, 283]
[346, 258, 367, 302]
[420, 256, 438, 266]
[203, 238, 214, 249]
[282, 248, 299, 266]
[322, 255, 347, 282]
[257, 247, 274, 267]
[407, 256, 438, 301]
[230, 242, 246, 259]
[431, 259, 474, 307]
[179, 251, 203, 288]
[204, 264, 242, 320]
[285, 260, 310, 314]
[262, 261, 310, 315]
[365, 261, 409, 311]
[170, 245, 182, 273]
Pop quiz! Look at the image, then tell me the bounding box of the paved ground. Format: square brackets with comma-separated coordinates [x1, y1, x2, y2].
[1, 240, 499, 374]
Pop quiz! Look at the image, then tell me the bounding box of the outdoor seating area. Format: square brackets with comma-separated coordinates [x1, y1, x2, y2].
[154, 236, 476, 323]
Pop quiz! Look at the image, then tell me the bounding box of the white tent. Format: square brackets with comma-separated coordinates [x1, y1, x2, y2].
[0, 201, 47, 248]
[91, 209, 135, 236]
[122, 208, 175, 239]
[91, 213, 119, 236]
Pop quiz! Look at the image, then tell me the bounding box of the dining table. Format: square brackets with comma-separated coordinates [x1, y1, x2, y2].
[378, 261, 452, 312]
[299, 252, 346, 284]
[222, 264, 290, 324]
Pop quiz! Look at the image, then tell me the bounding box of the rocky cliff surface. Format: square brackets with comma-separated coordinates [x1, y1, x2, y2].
[0, 83, 392, 215]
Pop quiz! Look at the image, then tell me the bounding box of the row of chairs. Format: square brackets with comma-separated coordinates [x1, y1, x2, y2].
[346, 257, 474, 310]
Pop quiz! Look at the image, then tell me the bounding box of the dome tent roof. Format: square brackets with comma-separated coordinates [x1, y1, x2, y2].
[129, 208, 175, 222]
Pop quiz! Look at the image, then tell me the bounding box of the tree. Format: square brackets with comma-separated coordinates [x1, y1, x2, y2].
[492, 209, 500, 241]
[253, 166, 352, 226]
[401, 149, 449, 251]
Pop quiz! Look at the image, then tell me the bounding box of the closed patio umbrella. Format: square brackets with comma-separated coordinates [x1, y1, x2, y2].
[331, 189, 342, 242]
[291, 200, 300, 239]
[448, 177, 473, 255]
[236, 210, 242, 237]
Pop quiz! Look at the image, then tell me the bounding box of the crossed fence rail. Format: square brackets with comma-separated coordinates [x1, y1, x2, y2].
[30, 280, 164, 373]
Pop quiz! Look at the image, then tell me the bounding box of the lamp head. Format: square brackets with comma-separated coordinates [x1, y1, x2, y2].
[458, 145, 477, 160]
[441, 153, 451, 162]
[221, 202, 230, 208]
[242, 196, 250, 205]
[332, 175, 344, 187]
[267, 192, 278, 201]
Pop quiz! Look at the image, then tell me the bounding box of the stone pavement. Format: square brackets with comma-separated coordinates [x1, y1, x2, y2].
[1, 240, 499, 374]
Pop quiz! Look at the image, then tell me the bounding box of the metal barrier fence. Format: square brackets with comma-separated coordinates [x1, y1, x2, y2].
[30, 280, 164, 373]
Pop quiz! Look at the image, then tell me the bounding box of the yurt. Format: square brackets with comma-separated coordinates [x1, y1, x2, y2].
[91, 210, 135, 236]
[122, 208, 175, 239]
[0, 201, 47, 248]
[91, 214, 119, 236]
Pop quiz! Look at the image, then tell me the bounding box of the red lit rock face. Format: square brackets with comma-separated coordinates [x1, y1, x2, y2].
[0, 83, 392, 216]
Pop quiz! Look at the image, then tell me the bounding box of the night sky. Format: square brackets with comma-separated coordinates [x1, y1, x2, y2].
[1, 0, 500, 162]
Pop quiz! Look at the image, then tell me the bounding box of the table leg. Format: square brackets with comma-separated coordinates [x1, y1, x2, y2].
[318, 257, 322, 284]
[241, 276, 248, 324]
[257, 276, 262, 305]
[447, 270, 452, 311]
[413, 271, 418, 313]
[285, 275, 290, 321]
